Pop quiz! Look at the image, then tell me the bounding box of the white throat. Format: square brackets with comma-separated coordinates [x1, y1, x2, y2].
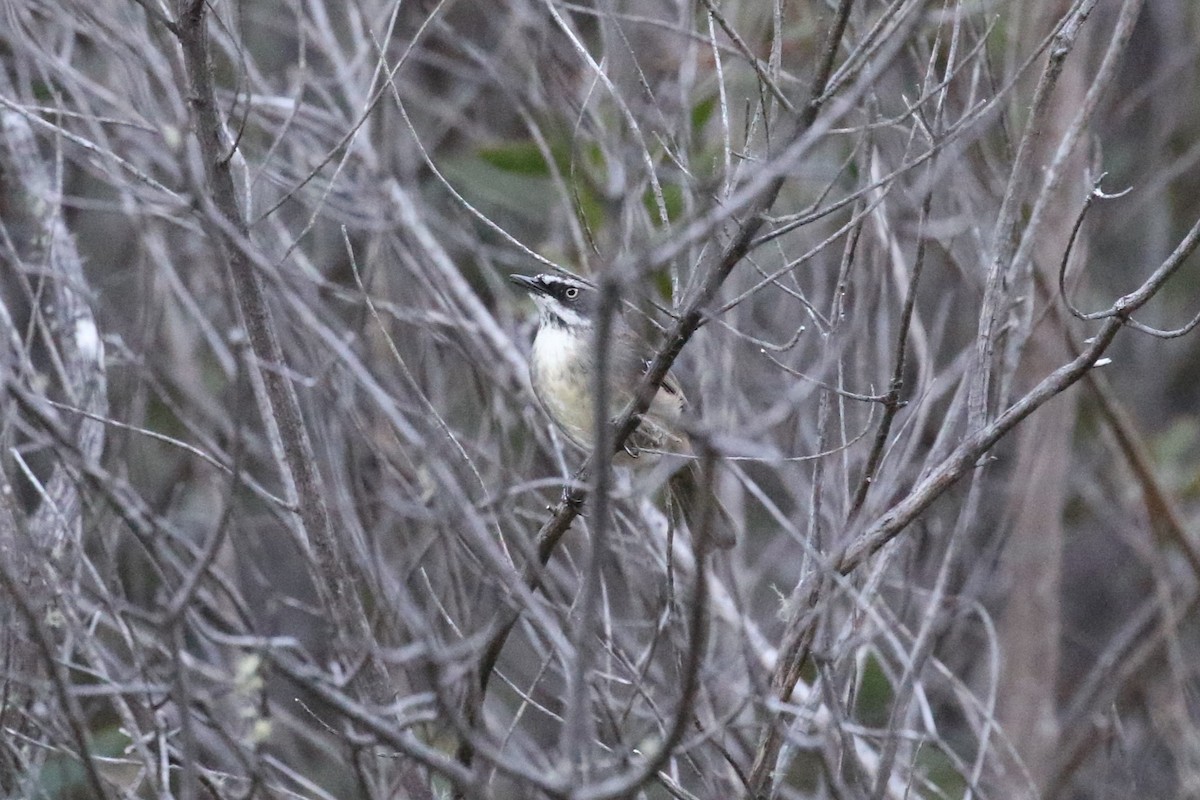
[532, 320, 586, 365]
[533, 295, 591, 330]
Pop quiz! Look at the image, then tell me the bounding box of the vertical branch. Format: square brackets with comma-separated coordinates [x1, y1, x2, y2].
[0, 105, 108, 550]
[967, 0, 1098, 427]
[174, 3, 377, 677]
[847, 188, 933, 521]
[993, 1, 1145, 790]
[562, 275, 621, 772]
[0, 94, 109, 798]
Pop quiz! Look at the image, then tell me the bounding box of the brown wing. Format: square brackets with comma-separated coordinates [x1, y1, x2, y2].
[606, 325, 688, 454]
[658, 367, 686, 405]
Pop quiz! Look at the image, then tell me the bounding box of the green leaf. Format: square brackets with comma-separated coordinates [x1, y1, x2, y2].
[478, 141, 551, 177]
[854, 653, 894, 728]
[691, 94, 717, 135]
[653, 269, 674, 301]
[574, 182, 606, 236]
[644, 183, 685, 226]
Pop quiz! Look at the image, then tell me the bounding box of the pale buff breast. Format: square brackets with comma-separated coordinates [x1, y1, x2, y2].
[530, 324, 597, 448]
[531, 325, 686, 456]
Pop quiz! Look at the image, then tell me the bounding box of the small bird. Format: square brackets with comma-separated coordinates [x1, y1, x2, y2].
[511, 272, 736, 549]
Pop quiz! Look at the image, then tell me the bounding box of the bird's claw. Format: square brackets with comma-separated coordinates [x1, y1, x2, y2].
[560, 488, 586, 512]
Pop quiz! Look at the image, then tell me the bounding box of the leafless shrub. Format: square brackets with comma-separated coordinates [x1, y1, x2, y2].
[2, 1, 1199, 798]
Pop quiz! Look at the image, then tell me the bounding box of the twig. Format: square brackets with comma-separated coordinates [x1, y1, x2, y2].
[847, 187, 933, 521]
[175, 0, 383, 696]
[0, 553, 112, 800]
[968, 0, 1100, 427]
[838, 207, 1200, 573]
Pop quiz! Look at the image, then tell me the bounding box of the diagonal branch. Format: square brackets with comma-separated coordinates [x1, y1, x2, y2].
[838, 208, 1200, 573]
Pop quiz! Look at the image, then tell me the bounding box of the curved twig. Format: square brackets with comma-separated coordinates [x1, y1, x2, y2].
[839, 206, 1200, 573]
[1057, 174, 1133, 321]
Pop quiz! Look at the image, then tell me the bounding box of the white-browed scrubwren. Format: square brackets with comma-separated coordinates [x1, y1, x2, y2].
[511, 272, 736, 549]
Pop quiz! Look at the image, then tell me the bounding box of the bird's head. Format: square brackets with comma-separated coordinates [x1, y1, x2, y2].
[510, 273, 595, 330]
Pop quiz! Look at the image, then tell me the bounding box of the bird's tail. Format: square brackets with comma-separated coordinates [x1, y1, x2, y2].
[666, 460, 738, 550]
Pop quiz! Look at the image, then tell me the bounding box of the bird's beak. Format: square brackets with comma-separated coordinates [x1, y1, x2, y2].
[509, 273, 543, 294]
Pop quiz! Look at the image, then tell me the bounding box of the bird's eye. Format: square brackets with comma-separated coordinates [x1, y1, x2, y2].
[564, 287, 579, 299]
